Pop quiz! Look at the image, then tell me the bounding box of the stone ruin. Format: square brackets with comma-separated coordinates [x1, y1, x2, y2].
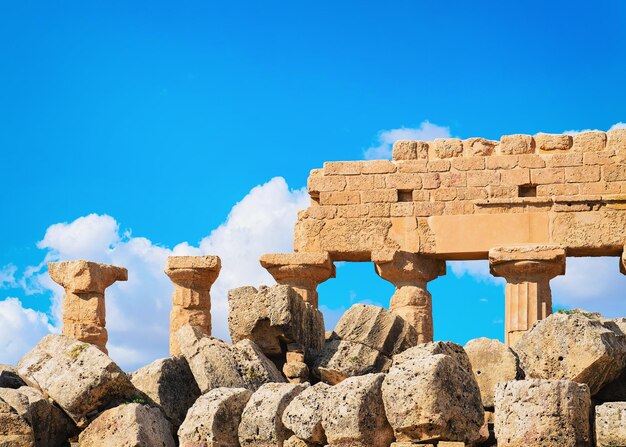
[1, 129, 626, 446]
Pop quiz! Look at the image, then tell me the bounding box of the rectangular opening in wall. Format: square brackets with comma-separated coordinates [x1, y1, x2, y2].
[398, 190, 413, 202]
[518, 184, 537, 198]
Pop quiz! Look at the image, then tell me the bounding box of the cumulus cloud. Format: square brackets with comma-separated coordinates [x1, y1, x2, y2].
[0, 298, 54, 365]
[2, 177, 308, 371]
[0, 264, 17, 288]
[363, 121, 451, 160]
[564, 121, 626, 135]
[448, 260, 504, 285]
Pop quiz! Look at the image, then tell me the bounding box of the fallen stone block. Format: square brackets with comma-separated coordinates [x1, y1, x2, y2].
[513, 312, 626, 395]
[595, 402, 626, 447]
[78, 403, 175, 447]
[333, 304, 417, 357]
[130, 356, 200, 428]
[322, 373, 394, 447]
[178, 387, 252, 447]
[282, 382, 330, 444]
[382, 353, 484, 445]
[464, 337, 520, 408]
[16, 335, 136, 424]
[0, 364, 26, 389]
[313, 339, 392, 384]
[228, 285, 325, 359]
[284, 436, 317, 447]
[0, 397, 33, 447]
[392, 341, 472, 372]
[239, 382, 307, 447]
[494, 379, 591, 447]
[234, 338, 286, 389]
[283, 360, 310, 383]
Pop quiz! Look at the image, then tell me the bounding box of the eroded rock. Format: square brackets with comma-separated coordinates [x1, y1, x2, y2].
[0, 364, 26, 389]
[0, 398, 33, 447]
[595, 402, 626, 447]
[282, 382, 330, 444]
[314, 339, 392, 385]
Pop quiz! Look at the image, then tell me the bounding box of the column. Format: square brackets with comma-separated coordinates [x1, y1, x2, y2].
[165, 255, 221, 356]
[373, 250, 446, 343]
[489, 245, 566, 346]
[259, 252, 335, 308]
[620, 245, 625, 275]
[48, 260, 128, 354]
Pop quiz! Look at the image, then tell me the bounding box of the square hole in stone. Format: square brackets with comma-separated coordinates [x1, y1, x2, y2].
[518, 184, 537, 198]
[398, 190, 413, 202]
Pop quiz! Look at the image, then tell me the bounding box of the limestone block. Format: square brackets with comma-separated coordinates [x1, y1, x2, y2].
[178, 387, 252, 447]
[238, 382, 307, 447]
[499, 134, 535, 155]
[595, 402, 626, 447]
[464, 338, 520, 408]
[0, 386, 77, 447]
[363, 160, 397, 174]
[308, 174, 346, 193]
[432, 138, 463, 158]
[324, 161, 363, 176]
[16, 335, 135, 424]
[382, 354, 484, 445]
[48, 260, 127, 293]
[228, 285, 325, 358]
[572, 130, 606, 152]
[282, 382, 330, 444]
[392, 341, 473, 373]
[319, 191, 360, 205]
[0, 364, 26, 389]
[321, 373, 394, 447]
[78, 403, 175, 447]
[283, 361, 309, 383]
[313, 339, 392, 384]
[494, 379, 591, 447]
[466, 170, 500, 187]
[333, 304, 418, 357]
[392, 140, 428, 160]
[513, 312, 626, 395]
[234, 338, 286, 389]
[130, 356, 200, 428]
[0, 398, 33, 446]
[284, 435, 317, 447]
[463, 137, 497, 156]
[535, 133, 573, 151]
[530, 167, 565, 184]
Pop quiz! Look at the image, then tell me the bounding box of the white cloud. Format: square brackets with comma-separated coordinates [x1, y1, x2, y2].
[363, 121, 451, 160]
[0, 298, 55, 365]
[564, 122, 626, 135]
[0, 264, 17, 288]
[609, 122, 626, 131]
[448, 260, 505, 286]
[3, 177, 309, 371]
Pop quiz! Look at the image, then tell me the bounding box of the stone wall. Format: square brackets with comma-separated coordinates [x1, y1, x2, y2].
[295, 130, 626, 260]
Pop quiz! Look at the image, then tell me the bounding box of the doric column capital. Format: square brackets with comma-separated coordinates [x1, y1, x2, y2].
[373, 250, 446, 286]
[489, 245, 566, 282]
[260, 252, 335, 288]
[48, 260, 127, 293]
[164, 256, 221, 289]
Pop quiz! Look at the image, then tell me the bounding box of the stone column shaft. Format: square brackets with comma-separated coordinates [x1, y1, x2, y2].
[165, 256, 221, 356]
[373, 251, 446, 343]
[489, 245, 565, 346]
[48, 260, 128, 354]
[260, 252, 335, 308]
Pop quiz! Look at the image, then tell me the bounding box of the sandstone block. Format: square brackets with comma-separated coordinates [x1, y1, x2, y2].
[513, 312, 626, 395]
[282, 382, 330, 444]
[362, 160, 397, 174]
[392, 341, 473, 372]
[308, 174, 346, 193]
[322, 373, 394, 447]
[323, 161, 363, 176]
[432, 138, 463, 158]
[392, 140, 428, 160]
[382, 353, 484, 445]
[499, 134, 535, 155]
[500, 168, 530, 186]
[283, 361, 309, 383]
[333, 304, 418, 357]
[361, 189, 398, 203]
[494, 379, 591, 447]
[535, 133, 573, 151]
[385, 173, 422, 190]
[427, 159, 451, 172]
[0, 364, 26, 389]
[464, 338, 520, 408]
[16, 335, 135, 424]
[228, 285, 325, 358]
[0, 397, 33, 446]
[451, 156, 485, 171]
[420, 172, 441, 189]
[572, 130, 606, 152]
[0, 386, 77, 447]
[130, 356, 200, 428]
[284, 435, 317, 447]
[595, 402, 626, 447]
[78, 403, 175, 447]
[466, 170, 499, 187]
[234, 338, 286, 389]
[178, 387, 252, 447]
[463, 137, 497, 156]
[239, 382, 307, 447]
[313, 339, 392, 384]
[565, 165, 601, 183]
[530, 167, 564, 184]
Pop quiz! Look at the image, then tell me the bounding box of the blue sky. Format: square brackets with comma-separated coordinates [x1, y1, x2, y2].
[1, 1, 625, 370]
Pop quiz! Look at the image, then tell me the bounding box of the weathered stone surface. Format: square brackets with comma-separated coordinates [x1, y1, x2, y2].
[513, 312, 626, 395]
[597, 317, 626, 400]
[178, 387, 252, 447]
[283, 361, 309, 383]
[282, 382, 330, 444]
[382, 353, 484, 444]
[322, 373, 394, 447]
[16, 335, 135, 424]
[78, 403, 175, 447]
[175, 325, 285, 394]
[283, 436, 316, 447]
[392, 341, 473, 372]
[0, 364, 26, 389]
[464, 338, 520, 408]
[313, 339, 392, 385]
[333, 304, 418, 357]
[494, 379, 591, 447]
[130, 356, 200, 428]
[0, 386, 76, 447]
[0, 397, 33, 446]
[239, 382, 307, 447]
[228, 285, 325, 358]
[595, 402, 626, 447]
